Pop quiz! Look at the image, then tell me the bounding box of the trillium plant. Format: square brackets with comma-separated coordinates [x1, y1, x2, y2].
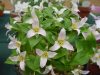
[5, 0, 100, 75]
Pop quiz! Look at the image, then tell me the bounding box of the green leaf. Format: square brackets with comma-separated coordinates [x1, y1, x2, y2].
[28, 36, 42, 49]
[26, 55, 40, 72]
[5, 58, 17, 65]
[54, 48, 67, 59]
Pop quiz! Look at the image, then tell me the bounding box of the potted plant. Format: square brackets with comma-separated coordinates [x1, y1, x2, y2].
[0, 1, 4, 16]
[5, 0, 100, 75]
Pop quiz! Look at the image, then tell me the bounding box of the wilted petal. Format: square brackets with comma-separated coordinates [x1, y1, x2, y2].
[48, 52, 57, 58]
[19, 61, 25, 70]
[27, 29, 36, 38]
[49, 42, 60, 51]
[38, 28, 46, 36]
[9, 56, 18, 62]
[78, 17, 87, 28]
[40, 57, 47, 68]
[62, 41, 74, 51]
[36, 49, 43, 56]
[58, 28, 66, 40]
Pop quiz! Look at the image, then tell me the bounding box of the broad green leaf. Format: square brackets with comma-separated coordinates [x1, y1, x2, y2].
[5, 58, 17, 65]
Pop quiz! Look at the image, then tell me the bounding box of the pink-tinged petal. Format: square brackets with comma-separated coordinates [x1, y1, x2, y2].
[81, 70, 89, 75]
[78, 17, 87, 28]
[40, 57, 47, 68]
[96, 20, 100, 28]
[38, 28, 46, 36]
[96, 34, 100, 40]
[48, 52, 57, 58]
[9, 56, 18, 62]
[27, 29, 36, 38]
[36, 49, 43, 56]
[49, 42, 60, 51]
[62, 41, 74, 51]
[19, 61, 25, 71]
[58, 28, 66, 40]
[8, 41, 17, 49]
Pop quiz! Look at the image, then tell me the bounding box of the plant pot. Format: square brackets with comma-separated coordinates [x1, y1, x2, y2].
[78, 7, 91, 18]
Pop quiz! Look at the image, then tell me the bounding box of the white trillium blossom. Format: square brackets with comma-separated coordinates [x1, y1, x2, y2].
[71, 17, 87, 35]
[15, 1, 29, 13]
[36, 49, 57, 68]
[9, 51, 26, 71]
[27, 9, 46, 38]
[82, 25, 100, 40]
[33, 1, 44, 11]
[43, 65, 55, 75]
[50, 28, 74, 51]
[8, 35, 21, 53]
[72, 68, 89, 75]
[91, 49, 100, 68]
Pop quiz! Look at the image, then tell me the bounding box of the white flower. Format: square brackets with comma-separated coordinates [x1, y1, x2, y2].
[36, 49, 57, 68]
[95, 20, 100, 29]
[53, 7, 66, 15]
[27, 10, 46, 38]
[43, 65, 55, 75]
[15, 1, 29, 13]
[13, 15, 22, 24]
[91, 49, 100, 68]
[50, 28, 74, 51]
[5, 23, 13, 35]
[72, 68, 89, 75]
[8, 35, 21, 53]
[33, 1, 44, 11]
[71, 17, 87, 35]
[9, 51, 26, 70]
[82, 25, 100, 40]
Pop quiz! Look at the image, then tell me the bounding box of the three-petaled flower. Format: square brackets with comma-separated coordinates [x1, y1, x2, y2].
[36, 49, 57, 68]
[50, 28, 74, 51]
[8, 35, 21, 53]
[71, 17, 87, 35]
[9, 51, 26, 71]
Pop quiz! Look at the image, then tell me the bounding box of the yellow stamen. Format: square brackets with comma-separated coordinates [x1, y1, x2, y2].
[18, 55, 24, 61]
[58, 40, 64, 46]
[33, 27, 40, 32]
[72, 23, 78, 30]
[16, 41, 21, 48]
[42, 51, 48, 58]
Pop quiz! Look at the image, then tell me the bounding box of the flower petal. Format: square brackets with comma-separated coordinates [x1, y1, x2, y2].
[76, 29, 80, 35]
[78, 17, 87, 28]
[40, 57, 47, 68]
[81, 70, 89, 75]
[9, 56, 18, 62]
[25, 18, 33, 24]
[8, 41, 17, 49]
[96, 20, 100, 28]
[36, 49, 43, 56]
[49, 41, 60, 51]
[19, 61, 25, 71]
[62, 41, 74, 51]
[20, 51, 26, 58]
[27, 29, 36, 38]
[59, 8, 66, 15]
[51, 69, 56, 75]
[38, 28, 46, 36]
[48, 52, 57, 58]
[58, 28, 66, 40]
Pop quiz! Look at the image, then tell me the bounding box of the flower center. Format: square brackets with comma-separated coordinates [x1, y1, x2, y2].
[18, 55, 24, 61]
[16, 41, 21, 48]
[33, 27, 40, 32]
[72, 23, 78, 30]
[58, 40, 64, 46]
[42, 51, 48, 58]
